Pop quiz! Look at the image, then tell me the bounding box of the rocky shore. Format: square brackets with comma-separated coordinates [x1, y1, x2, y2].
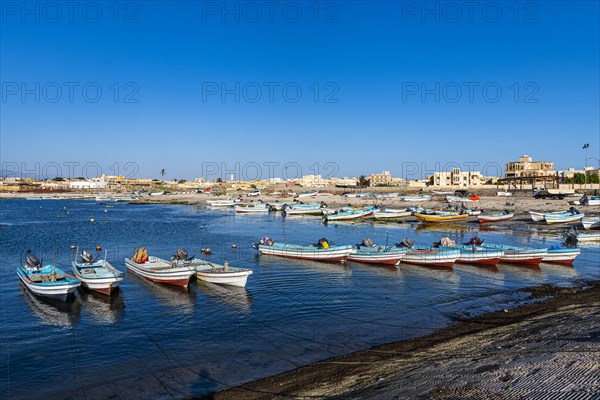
[196, 281, 600, 400]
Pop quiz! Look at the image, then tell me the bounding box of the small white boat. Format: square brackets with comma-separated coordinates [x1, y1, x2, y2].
[71, 250, 124, 295]
[529, 210, 563, 222]
[325, 207, 378, 221]
[577, 232, 600, 242]
[125, 248, 196, 287]
[373, 209, 412, 220]
[497, 191, 512, 197]
[207, 199, 237, 207]
[255, 238, 352, 262]
[344, 192, 372, 198]
[348, 246, 407, 266]
[315, 191, 334, 197]
[25, 197, 43, 200]
[400, 248, 460, 268]
[234, 204, 269, 214]
[374, 192, 399, 199]
[194, 260, 252, 288]
[401, 194, 432, 202]
[95, 195, 111, 202]
[446, 195, 479, 203]
[542, 247, 581, 265]
[283, 202, 324, 215]
[17, 253, 81, 300]
[581, 217, 600, 230]
[478, 212, 514, 224]
[150, 191, 165, 196]
[298, 191, 318, 198]
[544, 209, 584, 225]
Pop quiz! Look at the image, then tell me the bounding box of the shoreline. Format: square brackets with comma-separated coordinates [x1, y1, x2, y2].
[194, 280, 600, 399]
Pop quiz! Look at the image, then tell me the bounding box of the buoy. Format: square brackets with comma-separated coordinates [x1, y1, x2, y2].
[90, 218, 95, 222]
[104, 210, 107, 213]
[232, 244, 237, 249]
[200, 225, 204, 229]
[70, 245, 76, 250]
[204, 248, 212, 255]
[96, 245, 102, 251]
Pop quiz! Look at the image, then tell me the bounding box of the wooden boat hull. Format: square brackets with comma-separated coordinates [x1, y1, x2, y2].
[326, 210, 376, 221]
[373, 211, 412, 219]
[455, 249, 503, 266]
[544, 214, 584, 224]
[400, 249, 459, 268]
[72, 261, 124, 296]
[500, 252, 545, 265]
[577, 233, 600, 242]
[125, 259, 195, 287]
[258, 245, 353, 262]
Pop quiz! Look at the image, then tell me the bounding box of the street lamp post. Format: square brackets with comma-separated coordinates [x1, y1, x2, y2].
[583, 144, 590, 194]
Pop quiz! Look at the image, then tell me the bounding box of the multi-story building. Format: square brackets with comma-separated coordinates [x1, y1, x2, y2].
[505, 155, 555, 178]
[369, 171, 392, 186]
[433, 168, 482, 188]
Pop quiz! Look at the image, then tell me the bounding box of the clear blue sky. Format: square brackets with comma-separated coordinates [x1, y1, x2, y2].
[1, 1, 599, 180]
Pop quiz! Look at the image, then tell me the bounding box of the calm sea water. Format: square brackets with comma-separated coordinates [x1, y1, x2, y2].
[1, 199, 598, 399]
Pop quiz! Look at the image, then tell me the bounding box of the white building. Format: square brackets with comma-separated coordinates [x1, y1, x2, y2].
[369, 171, 392, 186]
[70, 181, 107, 190]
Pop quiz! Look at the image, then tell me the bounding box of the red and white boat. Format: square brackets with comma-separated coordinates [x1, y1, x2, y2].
[478, 212, 514, 224]
[400, 248, 460, 268]
[234, 204, 268, 214]
[125, 248, 195, 287]
[542, 247, 581, 265]
[451, 245, 504, 266]
[481, 244, 546, 266]
[347, 247, 408, 266]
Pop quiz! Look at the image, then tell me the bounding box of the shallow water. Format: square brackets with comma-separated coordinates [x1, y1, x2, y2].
[0, 199, 598, 399]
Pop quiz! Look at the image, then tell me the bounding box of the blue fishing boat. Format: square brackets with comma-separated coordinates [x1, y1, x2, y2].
[72, 249, 124, 295]
[17, 252, 81, 301]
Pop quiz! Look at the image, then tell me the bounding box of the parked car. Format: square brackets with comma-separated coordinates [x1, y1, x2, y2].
[247, 189, 261, 197]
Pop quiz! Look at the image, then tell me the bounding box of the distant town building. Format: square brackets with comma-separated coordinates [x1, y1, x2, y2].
[70, 181, 107, 190]
[433, 168, 482, 188]
[369, 171, 392, 186]
[505, 155, 555, 178]
[299, 174, 325, 186]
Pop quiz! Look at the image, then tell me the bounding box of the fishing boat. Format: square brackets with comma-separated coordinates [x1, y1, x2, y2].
[480, 244, 547, 265]
[124, 248, 196, 287]
[112, 196, 134, 202]
[324, 207, 378, 222]
[71, 249, 124, 295]
[95, 195, 111, 202]
[169, 248, 252, 287]
[373, 209, 412, 220]
[542, 246, 581, 264]
[446, 195, 479, 203]
[477, 212, 514, 224]
[543, 208, 584, 225]
[347, 239, 408, 265]
[453, 245, 503, 266]
[234, 204, 269, 214]
[207, 199, 237, 207]
[25, 197, 43, 200]
[298, 191, 318, 198]
[374, 192, 399, 199]
[16, 252, 81, 300]
[529, 210, 563, 222]
[344, 192, 372, 198]
[581, 216, 600, 230]
[194, 260, 252, 287]
[415, 213, 469, 223]
[283, 202, 324, 215]
[400, 248, 460, 268]
[577, 232, 600, 242]
[254, 237, 353, 262]
[316, 191, 334, 197]
[401, 194, 432, 202]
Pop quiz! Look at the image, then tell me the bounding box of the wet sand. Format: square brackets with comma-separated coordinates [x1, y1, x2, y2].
[195, 281, 600, 400]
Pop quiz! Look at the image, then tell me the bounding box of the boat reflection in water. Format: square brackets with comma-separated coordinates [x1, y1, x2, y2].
[21, 286, 81, 327]
[398, 263, 460, 285]
[78, 289, 125, 325]
[539, 262, 578, 279]
[127, 271, 196, 315]
[194, 280, 253, 313]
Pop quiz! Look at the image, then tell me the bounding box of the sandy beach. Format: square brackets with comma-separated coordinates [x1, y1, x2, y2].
[196, 281, 600, 400]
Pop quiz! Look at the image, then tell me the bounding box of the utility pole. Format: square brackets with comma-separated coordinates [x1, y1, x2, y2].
[583, 144, 590, 194]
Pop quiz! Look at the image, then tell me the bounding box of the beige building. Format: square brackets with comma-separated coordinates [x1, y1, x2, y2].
[505, 155, 555, 178]
[433, 168, 482, 188]
[370, 171, 392, 186]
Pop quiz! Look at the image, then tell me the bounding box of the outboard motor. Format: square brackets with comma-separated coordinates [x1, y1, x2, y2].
[172, 248, 190, 261]
[254, 236, 275, 248]
[464, 237, 484, 246]
[396, 238, 414, 248]
[81, 251, 95, 264]
[361, 238, 374, 248]
[569, 207, 581, 215]
[562, 227, 579, 248]
[26, 253, 42, 270]
[580, 193, 589, 206]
